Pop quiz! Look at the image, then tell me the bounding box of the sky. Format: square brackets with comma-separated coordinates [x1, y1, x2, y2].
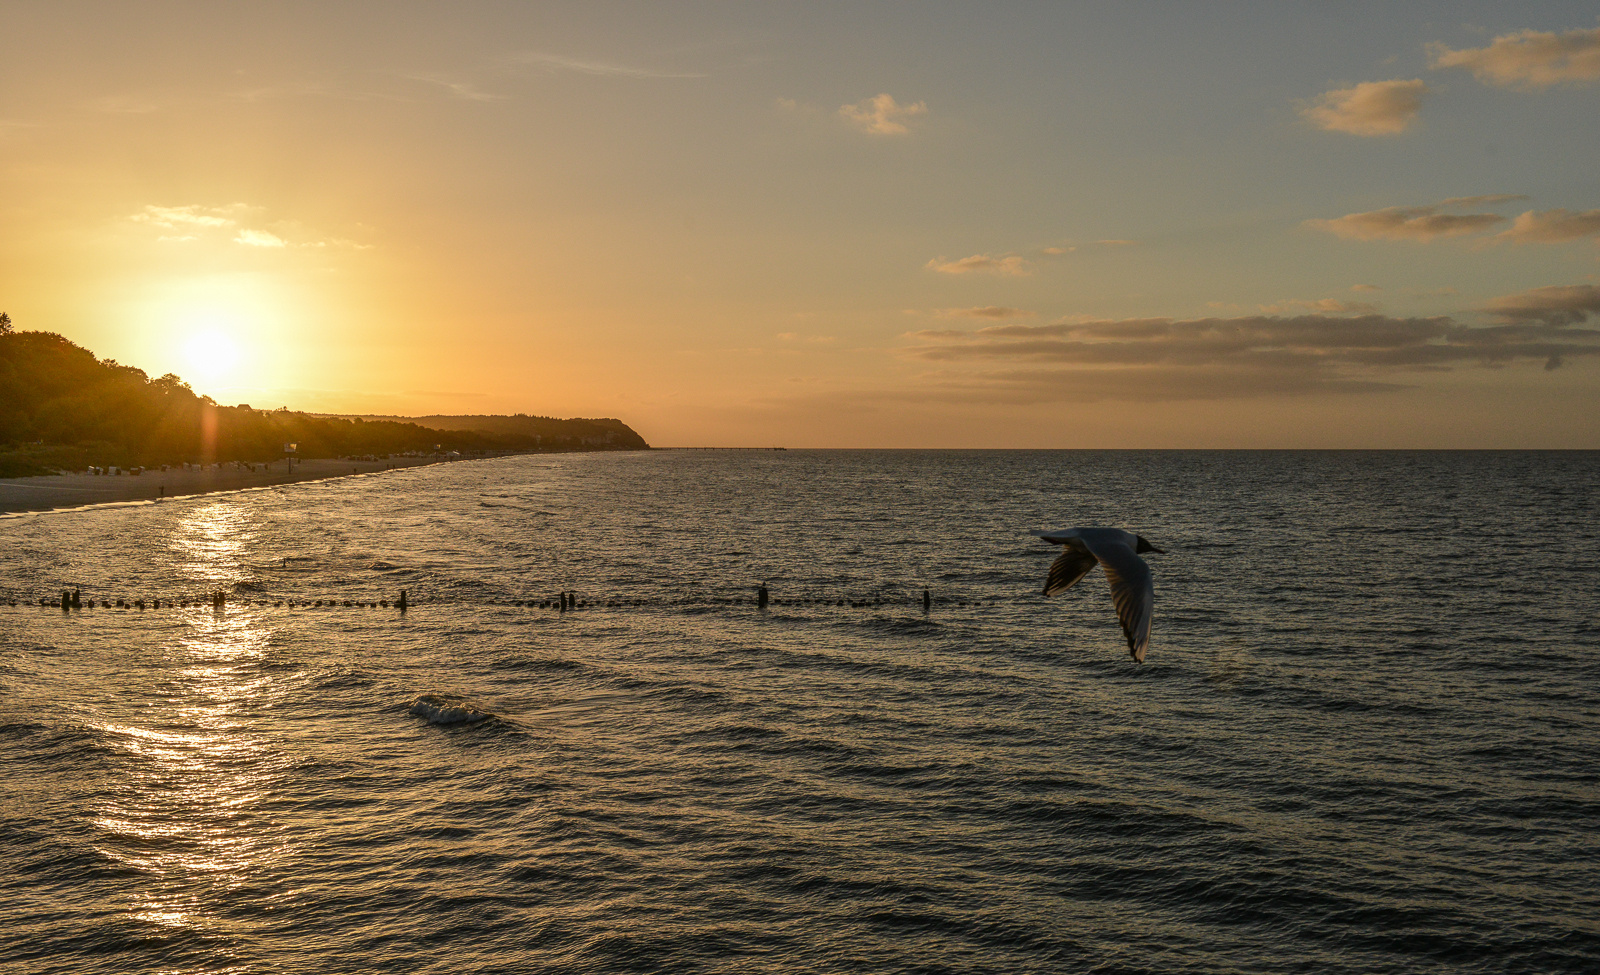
[2, 1, 1598, 448]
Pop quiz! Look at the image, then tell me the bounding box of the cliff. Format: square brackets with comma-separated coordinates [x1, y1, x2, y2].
[328, 414, 650, 451]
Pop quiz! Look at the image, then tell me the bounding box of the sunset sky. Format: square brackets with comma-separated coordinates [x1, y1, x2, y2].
[3, 2, 1598, 447]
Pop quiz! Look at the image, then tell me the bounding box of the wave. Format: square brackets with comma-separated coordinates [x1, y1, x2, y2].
[408, 693, 495, 725]
[846, 615, 946, 636]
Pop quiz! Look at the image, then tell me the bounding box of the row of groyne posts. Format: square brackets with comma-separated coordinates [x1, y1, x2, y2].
[7, 585, 993, 613]
[17, 589, 410, 612]
[531, 585, 946, 611]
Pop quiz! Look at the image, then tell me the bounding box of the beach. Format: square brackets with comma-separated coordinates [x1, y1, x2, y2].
[0, 456, 448, 515]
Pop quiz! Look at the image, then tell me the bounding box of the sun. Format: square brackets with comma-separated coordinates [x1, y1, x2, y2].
[183, 329, 242, 384]
[129, 274, 281, 391]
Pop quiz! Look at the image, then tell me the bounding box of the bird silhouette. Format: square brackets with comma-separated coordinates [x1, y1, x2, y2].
[1031, 527, 1164, 662]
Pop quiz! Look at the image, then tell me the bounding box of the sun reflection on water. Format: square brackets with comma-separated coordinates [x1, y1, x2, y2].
[171, 502, 258, 586]
[88, 509, 292, 954]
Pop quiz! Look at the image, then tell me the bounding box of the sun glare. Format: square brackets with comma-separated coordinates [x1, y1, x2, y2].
[124, 273, 301, 394]
[183, 330, 242, 383]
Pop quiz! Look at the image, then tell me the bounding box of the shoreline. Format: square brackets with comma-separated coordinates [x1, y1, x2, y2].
[0, 457, 452, 517]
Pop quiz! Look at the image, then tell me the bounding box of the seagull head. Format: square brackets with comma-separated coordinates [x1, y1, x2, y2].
[1135, 536, 1164, 555]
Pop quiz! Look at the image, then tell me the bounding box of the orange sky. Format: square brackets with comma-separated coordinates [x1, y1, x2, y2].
[3, 4, 1598, 446]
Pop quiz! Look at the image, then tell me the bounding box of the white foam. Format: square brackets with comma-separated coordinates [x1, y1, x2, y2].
[409, 694, 493, 725]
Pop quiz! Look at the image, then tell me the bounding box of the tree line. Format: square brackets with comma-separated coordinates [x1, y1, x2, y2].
[0, 327, 649, 476]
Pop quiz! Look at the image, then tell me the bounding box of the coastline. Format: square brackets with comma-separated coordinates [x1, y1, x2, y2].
[0, 457, 449, 516]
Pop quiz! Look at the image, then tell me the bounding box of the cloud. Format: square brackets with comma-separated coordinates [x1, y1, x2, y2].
[839, 93, 927, 135]
[1301, 79, 1430, 135]
[407, 75, 501, 101]
[129, 204, 362, 250]
[314, 237, 373, 250]
[936, 306, 1034, 320]
[925, 254, 1032, 276]
[1485, 285, 1600, 325]
[234, 229, 287, 248]
[1440, 194, 1530, 207]
[1040, 246, 1076, 256]
[130, 204, 245, 229]
[1257, 298, 1379, 315]
[1351, 284, 1382, 292]
[1311, 199, 1600, 246]
[1307, 204, 1507, 241]
[512, 53, 704, 79]
[873, 366, 1408, 405]
[893, 312, 1600, 400]
[1428, 25, 1600, 89]
[1497, 208, 1600, 243]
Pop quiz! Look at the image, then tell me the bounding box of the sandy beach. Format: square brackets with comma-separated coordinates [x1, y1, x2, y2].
[0, 457, 450, 515]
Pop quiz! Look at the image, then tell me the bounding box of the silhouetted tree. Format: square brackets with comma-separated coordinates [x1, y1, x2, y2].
[0, 312, 12, 334]
[1, 330, 647, 469]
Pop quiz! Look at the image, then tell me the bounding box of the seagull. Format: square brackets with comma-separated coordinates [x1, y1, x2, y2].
[1030, 527, 1164, 663]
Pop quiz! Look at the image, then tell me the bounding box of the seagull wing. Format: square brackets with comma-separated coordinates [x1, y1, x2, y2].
[1043, 545, 1098, 596]
[1081, 538, 1154, 663]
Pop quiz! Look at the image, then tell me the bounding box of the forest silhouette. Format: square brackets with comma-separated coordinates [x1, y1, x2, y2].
[0, 328, 647, 476]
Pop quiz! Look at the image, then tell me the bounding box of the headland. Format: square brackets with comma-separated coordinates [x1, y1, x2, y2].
[1, 328, 651, 514]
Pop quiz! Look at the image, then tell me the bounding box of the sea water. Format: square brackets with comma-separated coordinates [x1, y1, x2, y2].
[2, 450, 1597, 974]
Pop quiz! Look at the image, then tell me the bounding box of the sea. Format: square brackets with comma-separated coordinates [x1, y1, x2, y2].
[2, 449, 1596, 975]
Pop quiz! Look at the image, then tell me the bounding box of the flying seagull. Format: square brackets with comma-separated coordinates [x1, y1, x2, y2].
[1030, 527, 1164, 663]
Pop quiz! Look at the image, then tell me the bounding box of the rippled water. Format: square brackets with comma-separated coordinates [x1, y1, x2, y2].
[2, 450, 1597, 974]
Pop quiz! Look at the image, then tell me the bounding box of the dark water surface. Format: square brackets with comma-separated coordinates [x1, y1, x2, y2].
[2, 450, 1597, 974]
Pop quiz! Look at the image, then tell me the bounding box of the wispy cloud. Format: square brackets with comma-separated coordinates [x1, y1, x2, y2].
[839, 93, 927, 135]
[925, 254, 1032, 276]
[894, 312, 1600, 400]
[1497, 208, 1600, 243]
[1485, 284, 1600, 325]
[1308, 204, 1506, 241]
[1258, 298, 1379, 315]
[1440, 194, 1530, 207]
[234, 229, 287, 248]
[1039, 240, 1137, 257]
[1310, 199, 1600, 245]
[129, 204, 360, 250]
[936, 306, 1034, 320]
[1301, 79, 1431, 135]
[131, 204, 252, 229]
[304, 237, 373, 251]
[406, 75, 502, 101]
[512, 53, 704, 79]
[1429, 24, 1600, 89]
